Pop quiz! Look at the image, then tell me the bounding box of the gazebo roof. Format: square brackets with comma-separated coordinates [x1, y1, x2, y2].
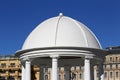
[22, 13, 101, 50]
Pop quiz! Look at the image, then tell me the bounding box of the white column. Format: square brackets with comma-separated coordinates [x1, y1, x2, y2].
[51, 57, 58, 80]
[84, 58, 90, 80]
[25, 60, 31, 80]
[22, 65, 26, 80]
[94, 66, 97, 80]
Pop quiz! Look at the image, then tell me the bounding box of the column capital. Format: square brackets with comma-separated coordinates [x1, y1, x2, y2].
[25, 58, 31, 80]
[85, 55, 93, 59]
[50, 55, 59, 59]
[22, 57, 32, 62]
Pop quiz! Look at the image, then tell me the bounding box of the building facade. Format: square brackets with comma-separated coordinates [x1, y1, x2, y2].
[104, 46, 120, 80]
[0, 56, 40, 80]
[104, 54, 120, 80]
[0, 46, 120, 80]
[0, 55, 21, 80]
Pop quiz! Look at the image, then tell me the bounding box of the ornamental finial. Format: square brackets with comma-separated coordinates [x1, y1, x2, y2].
[59, 13, 63, 16]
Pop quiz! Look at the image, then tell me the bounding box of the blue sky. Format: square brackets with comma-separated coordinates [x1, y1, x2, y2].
[0, 0, 120, 55]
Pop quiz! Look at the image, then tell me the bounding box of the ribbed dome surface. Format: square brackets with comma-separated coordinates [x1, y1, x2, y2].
[22, 14, 101, 50]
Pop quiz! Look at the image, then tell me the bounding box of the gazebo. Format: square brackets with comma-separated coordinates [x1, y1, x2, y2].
[16, 13, 106, 80]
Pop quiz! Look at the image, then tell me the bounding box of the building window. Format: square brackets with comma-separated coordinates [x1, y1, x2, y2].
[1, 63, 6, 68]
[0, 70, 6, 73]
[0, 76, 5, 80]
[45, 75, 48, 80]
[63, 74, 65, 80]
[104, 65, 106, 69]
[9, 76, 15, 80]
[104, 72, 107, 78]
[18, 76, 21, 80]
[110, 57, 112, 62]
[110, 72, 112, 78]
[116, 72, 118, 78]
[71, 72, 76, 79]
[110, 64, 112, 69]
[116, 64, 118, 69]
[9, 70, 15, 73]
[116, 57, 118, 62]
[10, 63, 15, 67]
[80, 73, 82, 79]
[97, 72, 99, 78]
[59, 74, 61, 80]
[80, 66, 82, 70]
[44, 68, 48, 73]
[18, 69, 21, 73]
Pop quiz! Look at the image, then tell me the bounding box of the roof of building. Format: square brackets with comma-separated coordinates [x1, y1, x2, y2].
[106, 46, 120, 54]
[0, 55, 18, 60]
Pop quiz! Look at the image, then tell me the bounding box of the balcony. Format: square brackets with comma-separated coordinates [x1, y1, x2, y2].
[0, 65, 21, 70]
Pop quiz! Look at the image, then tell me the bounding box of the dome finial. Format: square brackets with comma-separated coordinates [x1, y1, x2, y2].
[59, 13, 63, 16]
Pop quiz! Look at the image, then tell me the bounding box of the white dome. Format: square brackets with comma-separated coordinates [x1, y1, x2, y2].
[22, 14, 102, 50]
